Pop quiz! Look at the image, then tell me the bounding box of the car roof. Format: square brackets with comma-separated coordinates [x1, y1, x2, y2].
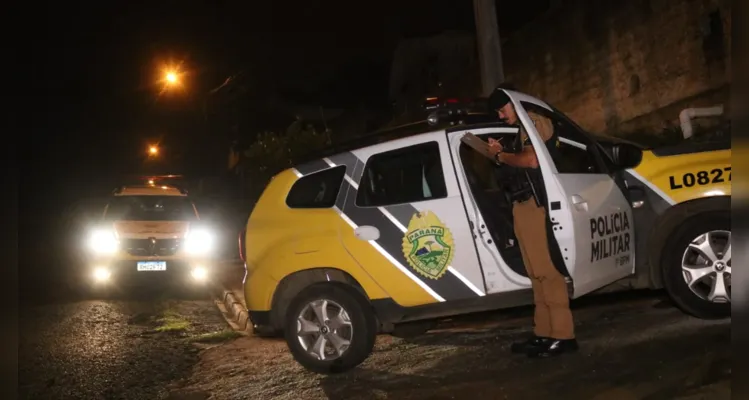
[291, 90, 554, 167]
[293, 112, 505, 166]
[113, 185, 187, 197]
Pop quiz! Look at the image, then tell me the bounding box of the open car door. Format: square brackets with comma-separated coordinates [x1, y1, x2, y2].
[511, 92, 636, 298]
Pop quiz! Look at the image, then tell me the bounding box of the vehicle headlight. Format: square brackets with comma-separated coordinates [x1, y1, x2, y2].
[191, 266, 208, 281]
[184, 228, 214, 255]
[93, 267, 111, 281]
[88, 229, 118, 254]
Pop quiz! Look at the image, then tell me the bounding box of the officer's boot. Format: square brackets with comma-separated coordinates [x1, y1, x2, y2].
[510, 336, 550, 354]
[526, 338, 579, 358]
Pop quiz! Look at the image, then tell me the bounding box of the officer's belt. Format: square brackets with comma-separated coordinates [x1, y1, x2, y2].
[508, 186, 534, 203]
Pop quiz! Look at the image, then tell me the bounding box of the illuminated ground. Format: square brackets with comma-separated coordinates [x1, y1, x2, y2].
[18, 284, 229, 399]
[18, 260, 729, 399]
[174, 291, 730, 400]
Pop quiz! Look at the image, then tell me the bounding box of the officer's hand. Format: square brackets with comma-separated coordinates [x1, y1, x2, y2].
[488, 138, 503, 155]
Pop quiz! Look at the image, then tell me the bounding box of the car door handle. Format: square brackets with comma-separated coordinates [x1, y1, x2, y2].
[571, 195, 585, 204]
[354, 225, 380, 241]
[571, 195, 588, 212]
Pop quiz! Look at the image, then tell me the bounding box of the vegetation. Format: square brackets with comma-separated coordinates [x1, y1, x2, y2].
[155, 310, 192, 333]
[233, 125, 332, 200]
[190, 330, 243, 344]
[243, 126, 330, 174]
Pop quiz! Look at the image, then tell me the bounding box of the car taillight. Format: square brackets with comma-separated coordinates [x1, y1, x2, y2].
[238, 228, 246, 261]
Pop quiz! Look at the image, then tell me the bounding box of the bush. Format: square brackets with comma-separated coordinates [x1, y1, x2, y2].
[243, 127, 330, 173]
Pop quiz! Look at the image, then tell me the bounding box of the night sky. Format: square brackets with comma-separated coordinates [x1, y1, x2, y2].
[26, 0, 546, 215]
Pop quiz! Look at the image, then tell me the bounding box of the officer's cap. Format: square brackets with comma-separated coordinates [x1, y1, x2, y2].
[487, 87, 512, 111]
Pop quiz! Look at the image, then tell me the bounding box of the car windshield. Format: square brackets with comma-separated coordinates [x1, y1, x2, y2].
[103, 196, 198, 221]
[544, 103, 651, 149]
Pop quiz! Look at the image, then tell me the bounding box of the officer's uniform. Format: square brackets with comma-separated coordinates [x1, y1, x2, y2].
[512, 112, 575, 341]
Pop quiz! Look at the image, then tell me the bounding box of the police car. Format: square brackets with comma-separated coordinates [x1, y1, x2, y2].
[85, 178, 216, 287]
[240, 89, 731, 374]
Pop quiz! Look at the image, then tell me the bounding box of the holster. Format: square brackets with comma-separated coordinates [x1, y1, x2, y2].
[505, 170, 542, 207]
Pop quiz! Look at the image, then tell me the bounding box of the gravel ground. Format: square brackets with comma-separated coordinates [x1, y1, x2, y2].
[19, 289, 230, 400]
[175, 292, 731, 400]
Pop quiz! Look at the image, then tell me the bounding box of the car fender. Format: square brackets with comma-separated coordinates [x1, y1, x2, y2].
[647, 195, 730, 289]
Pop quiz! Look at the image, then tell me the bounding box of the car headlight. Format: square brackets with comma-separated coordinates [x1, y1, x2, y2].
[88, 229, 118, 254]
[191, 266, 208, 281]
[93, 267, 111, 281]
[184, 228, 214, 255]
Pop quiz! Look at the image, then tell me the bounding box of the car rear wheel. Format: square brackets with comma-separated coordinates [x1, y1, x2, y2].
[662, 212, 731, 319]
[283, 284, 377, 374]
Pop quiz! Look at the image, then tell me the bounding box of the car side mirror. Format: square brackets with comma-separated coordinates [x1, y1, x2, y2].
[610, 143, 643, 170]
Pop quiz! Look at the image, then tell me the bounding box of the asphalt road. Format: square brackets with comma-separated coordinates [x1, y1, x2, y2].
[18, 283, 230, 400]
[17, 241, 730, 399]
[177, 291, 731, 399]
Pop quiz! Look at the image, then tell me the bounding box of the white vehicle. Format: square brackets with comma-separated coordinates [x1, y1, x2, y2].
[85, 180, 216, 286]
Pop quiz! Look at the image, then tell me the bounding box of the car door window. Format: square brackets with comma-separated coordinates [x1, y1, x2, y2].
[286, 166, 346, 209]
[521, 102, 607, 174]
[356, 141, 448, 207]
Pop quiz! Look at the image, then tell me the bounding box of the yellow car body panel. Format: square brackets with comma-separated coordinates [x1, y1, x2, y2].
[632, 148, 731, 204]
[242, 169, 437, 313]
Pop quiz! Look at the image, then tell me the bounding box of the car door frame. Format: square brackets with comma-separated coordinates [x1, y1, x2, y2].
[335, 130, 488, 307]
[446, 125, 535, 295]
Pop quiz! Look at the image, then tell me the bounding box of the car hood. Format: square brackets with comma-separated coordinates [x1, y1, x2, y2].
[113, 221, 191, 239]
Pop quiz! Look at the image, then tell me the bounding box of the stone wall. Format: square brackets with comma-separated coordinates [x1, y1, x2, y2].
[502, 0, 732, 134]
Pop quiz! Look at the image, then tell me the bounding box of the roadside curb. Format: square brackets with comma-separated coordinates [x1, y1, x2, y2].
[211, 259, 252, 335]
[214, 285, 252, 334]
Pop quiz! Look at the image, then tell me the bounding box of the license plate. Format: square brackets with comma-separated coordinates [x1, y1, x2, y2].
[137, 261, 167, 271]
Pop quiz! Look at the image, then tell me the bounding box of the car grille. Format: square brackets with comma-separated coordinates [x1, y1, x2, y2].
[121, 238, 181, 257]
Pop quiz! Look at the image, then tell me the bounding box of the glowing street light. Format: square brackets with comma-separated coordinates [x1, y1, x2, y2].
[161, 66, 183, 91]
[156, 63, 184, 95]
[148, 145, 159, 156]
[165, 71, 179, 85]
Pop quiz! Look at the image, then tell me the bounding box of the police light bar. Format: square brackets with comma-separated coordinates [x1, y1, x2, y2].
[422, 97, 479, 111]
[143, 174, 183, 181]
[138, 174, 183, 185]
[422, 96, 492, 126]
[114, 175, 189, 195]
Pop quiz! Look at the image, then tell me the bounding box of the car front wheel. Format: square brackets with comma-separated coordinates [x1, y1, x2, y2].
[662, 212, 731, 319]
[284, 284, 377, 374]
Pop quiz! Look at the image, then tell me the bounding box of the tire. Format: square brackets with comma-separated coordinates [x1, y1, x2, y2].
[661, 211, 731, 319]
[283, 284, 377, 374]
[252, 326, 282, 338]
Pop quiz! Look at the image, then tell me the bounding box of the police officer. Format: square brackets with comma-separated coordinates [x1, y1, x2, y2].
[485, 87, 578, 358]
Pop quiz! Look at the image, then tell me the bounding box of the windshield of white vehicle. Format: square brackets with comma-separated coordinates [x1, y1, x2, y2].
[103, 196, 199, 221]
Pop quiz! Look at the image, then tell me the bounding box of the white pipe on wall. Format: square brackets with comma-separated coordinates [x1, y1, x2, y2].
[679, 105, 724, 139]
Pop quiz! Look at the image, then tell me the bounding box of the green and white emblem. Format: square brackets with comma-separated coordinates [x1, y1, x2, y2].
[401, 210, 455, 280]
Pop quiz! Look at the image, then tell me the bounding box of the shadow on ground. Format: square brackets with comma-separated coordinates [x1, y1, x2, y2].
[316, 308, 729, 399]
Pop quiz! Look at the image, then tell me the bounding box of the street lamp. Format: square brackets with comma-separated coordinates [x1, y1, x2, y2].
[165, 72, 179, 85]
[159, 66, 183, 92]
[148, 145, 159, 156]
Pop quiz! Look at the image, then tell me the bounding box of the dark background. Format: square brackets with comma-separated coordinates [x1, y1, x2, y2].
[22, 1, 548, 278]
[27, 0, 545, 193]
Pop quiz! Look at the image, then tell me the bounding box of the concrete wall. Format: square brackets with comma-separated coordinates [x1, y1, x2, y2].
[502, 0, 731, 134]
[387, 0, 731, 135]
